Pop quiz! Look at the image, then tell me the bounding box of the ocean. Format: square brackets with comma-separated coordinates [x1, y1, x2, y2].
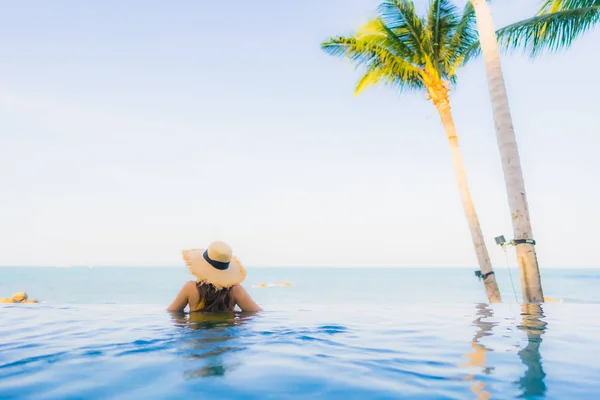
[1, 266, 599, 399]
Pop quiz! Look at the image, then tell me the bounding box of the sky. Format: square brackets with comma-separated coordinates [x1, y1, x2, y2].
[0, 0, 598, 268]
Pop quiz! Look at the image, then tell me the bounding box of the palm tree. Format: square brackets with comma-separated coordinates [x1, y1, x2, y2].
[468, 0, 598, 303]
[321, 0, 502, 303]
[468, 0, 545, 303]
[497, 0, 600, 57]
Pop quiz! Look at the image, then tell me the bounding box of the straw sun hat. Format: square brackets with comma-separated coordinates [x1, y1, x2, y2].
[182, 241, 246, 290]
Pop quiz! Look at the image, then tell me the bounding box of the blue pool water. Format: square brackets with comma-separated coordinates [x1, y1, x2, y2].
[1, 267, 599, 399]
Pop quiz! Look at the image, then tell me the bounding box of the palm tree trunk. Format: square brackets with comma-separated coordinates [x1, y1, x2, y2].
[432, 90, 501, 303]
[470, 0, 544, 303]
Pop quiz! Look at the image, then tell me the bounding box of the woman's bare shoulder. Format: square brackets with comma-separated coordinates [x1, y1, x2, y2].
[183, 280, 199, 299]
[185, 281, 201, 308]
[230, 284, 262, 312]
[166, 280, 198, 312]
[230, 284, 248, 298]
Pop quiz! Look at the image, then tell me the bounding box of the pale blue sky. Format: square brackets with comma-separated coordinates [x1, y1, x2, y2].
[0, 0, 598, 268]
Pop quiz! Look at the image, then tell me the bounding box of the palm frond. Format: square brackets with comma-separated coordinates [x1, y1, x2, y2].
[540, 0, 563, 13]
[379, 0, 433, 65]
[356, 18, 417, 61]
[539, 0, 600, 14]
[355, 68, 390, 94]
[428, 0, 443, 65]
[444, 1, 479, 77]
[354, 65, 424, 95]
[321, 36, 423, 93]
[497, 5, 600, 57]
[321, 36, 417, 73]
[451, 40, 481, 75]
[427, 0, 460, 72]
[356, 18, 388, 40]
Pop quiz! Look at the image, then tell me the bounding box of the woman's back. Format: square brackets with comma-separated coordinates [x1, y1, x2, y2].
[191, 282, 234, 312]
[168, 281, 262, 313]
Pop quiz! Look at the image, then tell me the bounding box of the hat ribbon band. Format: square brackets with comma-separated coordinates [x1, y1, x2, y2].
[203, 250, 230, 270]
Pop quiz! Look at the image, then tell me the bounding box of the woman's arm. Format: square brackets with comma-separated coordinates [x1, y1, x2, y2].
[232, 284, 262, 312]
[167, 281, 195, 312]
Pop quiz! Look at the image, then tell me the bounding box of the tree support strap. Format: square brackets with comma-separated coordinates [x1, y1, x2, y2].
[512, 239, 536, 246]
[494, 235, 536, 247]
[474, 270, 495, 281]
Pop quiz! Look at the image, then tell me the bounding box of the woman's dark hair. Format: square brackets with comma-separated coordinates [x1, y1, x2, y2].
[196, 282, 234, 312]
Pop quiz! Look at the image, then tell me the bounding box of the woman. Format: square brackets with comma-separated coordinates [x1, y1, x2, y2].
[167, 241, 262, 313]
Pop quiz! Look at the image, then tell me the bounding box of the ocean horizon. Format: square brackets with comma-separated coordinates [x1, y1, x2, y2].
[2, 266, 600, 305]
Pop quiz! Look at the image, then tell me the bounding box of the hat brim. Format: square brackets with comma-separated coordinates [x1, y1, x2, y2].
[182, 248, 246, 290]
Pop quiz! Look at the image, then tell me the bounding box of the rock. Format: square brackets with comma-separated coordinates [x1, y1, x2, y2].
[0, 298, 16, 303]
[0, 292, 38, 304]
[11, 292, 28, 302]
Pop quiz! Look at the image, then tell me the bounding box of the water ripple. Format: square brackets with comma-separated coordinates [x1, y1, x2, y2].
[1, 303, 600, 399]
